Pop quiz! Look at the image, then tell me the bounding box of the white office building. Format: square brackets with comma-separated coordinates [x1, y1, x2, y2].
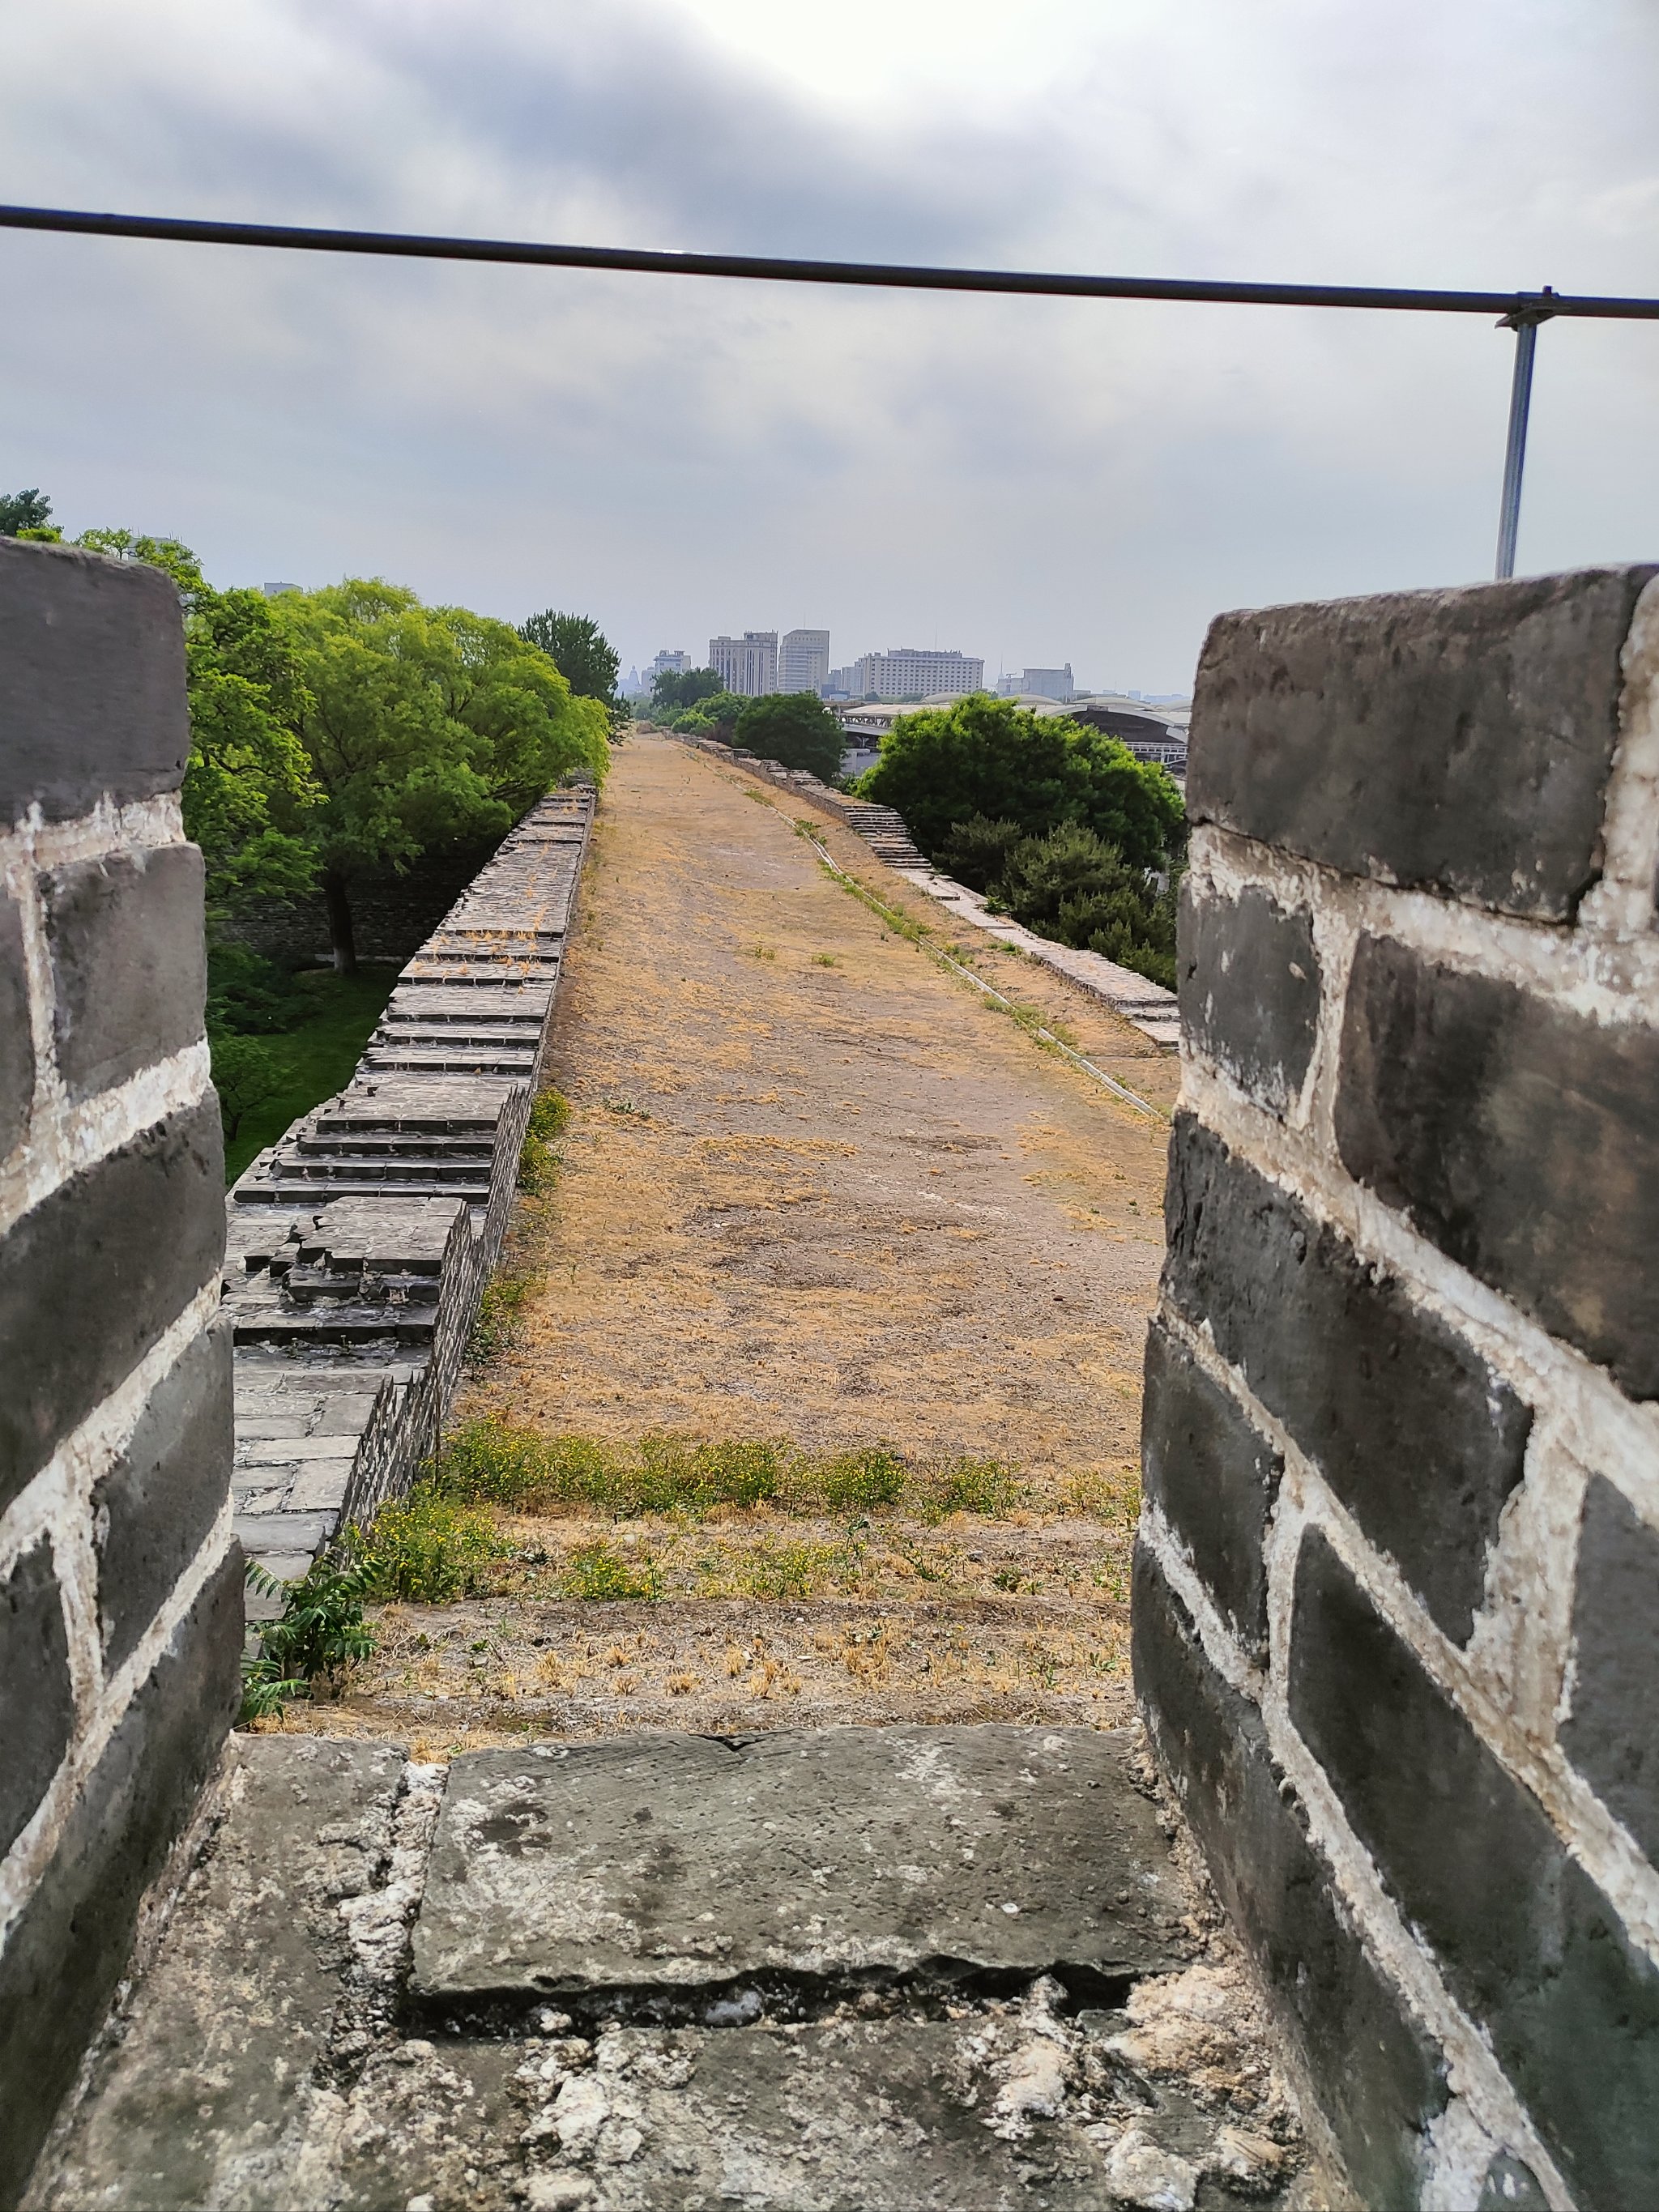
[998, 664, 1073, 701]
[779, 629, 830, 695]
[708, 631, 778, 697]
[850, 647, 984, 701]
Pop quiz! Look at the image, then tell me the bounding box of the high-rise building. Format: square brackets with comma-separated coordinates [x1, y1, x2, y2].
[648, 648, 693, 680]
[1021, 665, 1074, 701]
[849, 648, 984, 701]
[824, 666, 857, 697]
[779, 629, 830, 695]
[708, 631, 778, 697]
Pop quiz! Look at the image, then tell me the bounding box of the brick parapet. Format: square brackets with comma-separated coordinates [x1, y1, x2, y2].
[0, 542, 236, 2207]
[1139, 568, 1659, 2209]
[226, 791, 592, 1600]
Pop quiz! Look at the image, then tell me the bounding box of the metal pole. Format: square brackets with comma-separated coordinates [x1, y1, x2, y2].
[1495, 292, 1555, 580]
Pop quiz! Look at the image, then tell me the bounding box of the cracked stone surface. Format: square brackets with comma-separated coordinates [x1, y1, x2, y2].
[411, 1727, 1191, 2005]
[30, 1732, 1320, 2210]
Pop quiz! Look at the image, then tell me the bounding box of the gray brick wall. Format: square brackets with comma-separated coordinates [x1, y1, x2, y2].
[1137, 565, 1659, 2210]
[0, 541, 237, 2209]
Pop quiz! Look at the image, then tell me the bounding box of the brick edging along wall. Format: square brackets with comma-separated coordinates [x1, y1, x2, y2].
[1137, 567, 1659, 2210]
[225, 788, 595, 1600]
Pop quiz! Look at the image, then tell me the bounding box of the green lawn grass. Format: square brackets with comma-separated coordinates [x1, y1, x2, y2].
[222, 965, 399, 1183]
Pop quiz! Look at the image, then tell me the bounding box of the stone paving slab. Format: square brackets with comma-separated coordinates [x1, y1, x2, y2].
[32, 1737, 408, 2212]
[32, 1733, 1310, 2212]
[412, 1727, 1191, 2005]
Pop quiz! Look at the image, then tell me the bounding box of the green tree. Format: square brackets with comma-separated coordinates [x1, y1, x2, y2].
[276, 582, 608, 971]
[651, 667, 723, 714]
[519, 611, 620, 704]
[861, 693, 1182, 873]
[0, 488, 52, 535]
[734, 692, 843, 782]
[669, 690, 745, 740]
[995, 822, 1178, 989]
[72, 532, 320, 918]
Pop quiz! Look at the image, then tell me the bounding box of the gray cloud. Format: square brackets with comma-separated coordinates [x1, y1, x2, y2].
[2, 0, 1656, 689]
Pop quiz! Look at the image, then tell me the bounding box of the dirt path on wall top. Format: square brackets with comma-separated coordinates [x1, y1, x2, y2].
[292, 735, 1180, 1754]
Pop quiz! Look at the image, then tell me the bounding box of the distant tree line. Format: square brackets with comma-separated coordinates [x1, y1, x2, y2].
[647, 666, 844, 782]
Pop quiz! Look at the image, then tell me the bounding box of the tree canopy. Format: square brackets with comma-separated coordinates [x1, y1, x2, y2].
[0, 488, 52, 535]
[519, 611, 620, 704]
[860, 693, 1183, 872]
[650, 667, 723, 714]
[734, 692, 844, 782]
[277, 582, 608, 968]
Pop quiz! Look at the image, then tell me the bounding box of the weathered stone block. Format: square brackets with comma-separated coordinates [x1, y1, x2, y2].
[0, 540, 190, 829]
[36, 1735, 405, 2212]
[0, 1538, 75, 1860]
[93, 1322, 232, 1675]
[1132, 1541, 1447, 2203]
[0, 888, 33, 1161]
[1559, 1476, 1659, 1866]
[1162, 1115, 1531, 1643]
[42, 845, 207, 1101]
[0, 1545, 240, 2211]
[1141, 1320, 1282, 1660]
[412, 1726, 1192, 2004]
[1188, 568, 1657, 918]
[1290, 1527, 1659, 2209]
[1336, 934, 1659, 1401]
[0, 1097, 224, 1512]
[1178, 882, 1320, 1115]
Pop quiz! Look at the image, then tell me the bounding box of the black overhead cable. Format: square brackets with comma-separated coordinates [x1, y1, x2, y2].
[2, 202, 1658, 320]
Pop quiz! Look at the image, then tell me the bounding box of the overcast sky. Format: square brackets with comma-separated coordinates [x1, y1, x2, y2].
[4, 0, 1657, 690]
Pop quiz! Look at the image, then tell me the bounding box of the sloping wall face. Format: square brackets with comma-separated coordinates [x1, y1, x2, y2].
[1136, 565, 1659, 2210]
[0, 540, 240, 2208]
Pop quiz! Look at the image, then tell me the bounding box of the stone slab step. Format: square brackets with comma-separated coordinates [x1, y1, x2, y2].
[33, 1734, 1304, 2212]
[411, 1725, 1189, 2005]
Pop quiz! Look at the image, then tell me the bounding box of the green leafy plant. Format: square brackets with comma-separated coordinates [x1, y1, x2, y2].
[345, 1484, 505, 1602]
[561, 1539, 663, 1601]
[240, 1555, 377, 1721]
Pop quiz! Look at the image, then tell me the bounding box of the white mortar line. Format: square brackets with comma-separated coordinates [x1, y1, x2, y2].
[1181, 1068, 1659, 1528]
[0, 793, 186, 872]
[1140, 1494, 1576, 2204]
[0, 1493, 234, 1958]
[0, 1286, 223, 1582]
[1191, 822, 1659, 1021]
[1159, 1294, 1659, 1963]
[0, 1042, 213, 1240]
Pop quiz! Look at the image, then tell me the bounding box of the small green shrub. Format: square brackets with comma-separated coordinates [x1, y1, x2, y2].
[240, 1554, 377, 1721]
[732, 1538, 832, 1599]
[922, 1457, 1023, 1520]
[346, 1483, 505, 1601]
[820, 1448, 906, 1513]
[561, 1539, 663, 1601]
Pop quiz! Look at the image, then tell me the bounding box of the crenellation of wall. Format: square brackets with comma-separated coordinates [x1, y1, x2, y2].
[0, 540, 237, 2210]
[1138, 565, 1659, 2210]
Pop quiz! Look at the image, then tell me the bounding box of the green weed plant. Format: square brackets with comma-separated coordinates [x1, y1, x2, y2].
[344, 1482, 506, 1602]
